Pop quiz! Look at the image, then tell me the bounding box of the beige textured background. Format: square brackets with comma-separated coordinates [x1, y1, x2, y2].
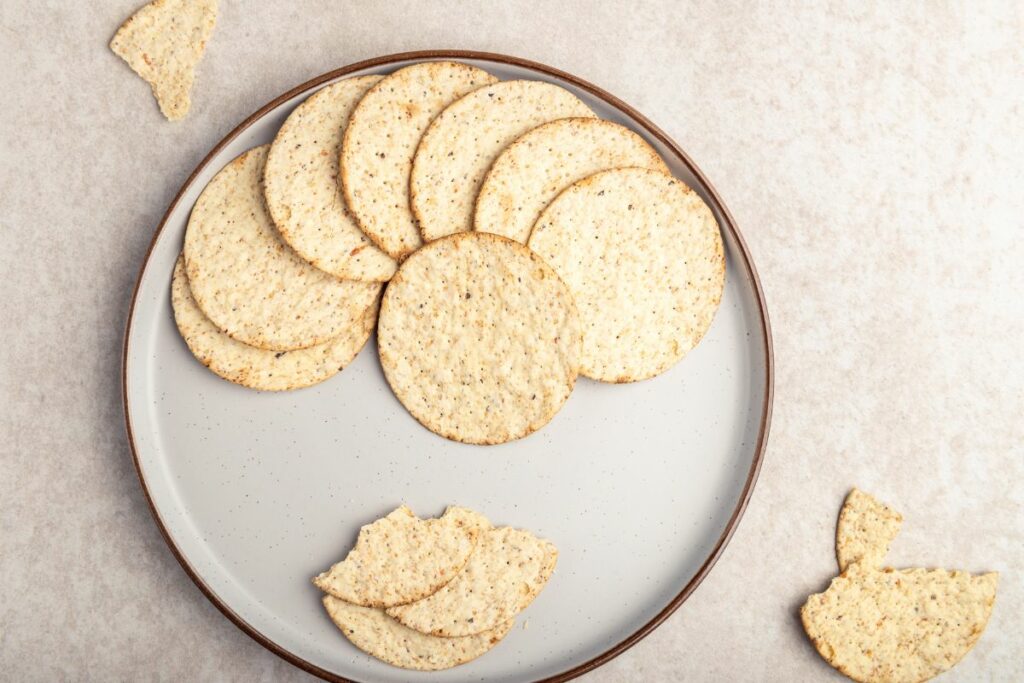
[1, 1, 1021, 681]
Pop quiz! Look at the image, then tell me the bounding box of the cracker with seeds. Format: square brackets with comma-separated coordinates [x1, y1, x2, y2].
[264, 76, 396, 282]
[836, 488, 903, 572]
[322, 596, 513, 671]
[171, 255, 378, 390]
[388, 526, 557, 637]
[313, 506, 486, 607]
[801, 563, 998, 683]
[341, 62, 497, 260]
[110, 0, 218, 121]
[411, 80, 595, 242]
[183, 145, 379, 351]
[529, 168, 724, 382]
[474, 117, 669, 243]
[377, 232, 581, 445]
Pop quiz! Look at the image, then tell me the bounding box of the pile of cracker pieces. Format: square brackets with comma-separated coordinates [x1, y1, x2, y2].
[312, 505, 556, 670]
[128, 43, 726, 444]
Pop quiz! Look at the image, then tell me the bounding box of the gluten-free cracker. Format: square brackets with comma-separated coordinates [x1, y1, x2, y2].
[341, 62, 497, 260]
[264, 76, 396, 281]
[528, 167, 724, 382]
[313, 506, 485, 607]
[474, 117, 669, 243]
[836, 488, 903, 572]
[801, 562, 998, 683]
[388, 526, 557, 636]
[110, 0, 217, 120]
[183, 145, 379, 351]
[170, 255, 378, 390]
[322, 596, 513, 671]
[376, 232, 581, 445]
[411, 80, 595, 242]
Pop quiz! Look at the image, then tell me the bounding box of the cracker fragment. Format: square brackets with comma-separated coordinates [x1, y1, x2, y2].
[264, 75, 396, 281]
[474, 117, 669, 243]
[387, 527, 558, 636]
[341, 61, 498, 260]
[170, 255, 378, 390]
[801, 563, 998, 683]
[411, 80, 595, 242]
[323, 596, 513, 671]
[529, 167, 724, 382]
[837, 488, 903, 572]
[313, 506, 486, 607]
[377, 232, 581, 445]
[183, 145, 379, 351]
[110, 0, 218, 121]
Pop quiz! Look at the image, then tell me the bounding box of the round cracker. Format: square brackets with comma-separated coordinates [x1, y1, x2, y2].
[341, 61, 498, 260]
[170, 255, 378, 391]
[377, 232, 581, 445]
[410, 80, 595, 243]
[183, 145, 379, 351]
[387, 527, 557, 637]
[313, 506, 487, 607]
[264, 75, 396, 282]
[323, 596, 514, 671]
[474, 117, 670, 243]
[528, 168, 725, 382]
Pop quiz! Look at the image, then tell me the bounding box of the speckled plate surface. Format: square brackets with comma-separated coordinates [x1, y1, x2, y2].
[123, 51, 773, 683]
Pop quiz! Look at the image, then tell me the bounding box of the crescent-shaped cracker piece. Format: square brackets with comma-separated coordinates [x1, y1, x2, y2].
[801, 562, 998, 683]
[387, 527, 558, 636]
[110, 0, 218, 121]
[323, 596, 513, 671]
[836, 488, 904, 572]
[313, 506, 487, 607]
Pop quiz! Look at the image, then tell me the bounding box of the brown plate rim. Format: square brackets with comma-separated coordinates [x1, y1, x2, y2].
[121, 49, 774, 683]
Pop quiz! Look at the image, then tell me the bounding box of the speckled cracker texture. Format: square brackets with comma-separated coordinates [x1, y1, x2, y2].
[474, 117, 669, 243]
[376, 231, 582, 445]
[529, 167, 725, 382]
[183, 145, 380, 351]
[411, 80, 595, 242]
[109, 0, 217, 121]
[264, 75, 396, 281]
[322, 596, 513, 671]
[170, 255, 378, 390]
[801, 563, 998, 683]
[340, 61, 498, 260]
[388, 527, 557, 637]
[836, 488, 904, 572]
[313, 506, 486, 607]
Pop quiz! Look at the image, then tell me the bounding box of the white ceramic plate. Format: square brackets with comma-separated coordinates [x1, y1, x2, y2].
[123, 51, 773, 683]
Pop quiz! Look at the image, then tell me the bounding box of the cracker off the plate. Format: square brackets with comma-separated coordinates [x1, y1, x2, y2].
[376, 231, 582, 445]
[836, 488, 903, 572]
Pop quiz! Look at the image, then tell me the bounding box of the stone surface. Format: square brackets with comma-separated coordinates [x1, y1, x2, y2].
[0, 1, 1021, 681]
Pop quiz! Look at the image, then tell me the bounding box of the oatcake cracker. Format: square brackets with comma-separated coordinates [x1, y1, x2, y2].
[411, 80, 595, 242]
[836, 488, 903, 572]
[529, 168, 725, 382]
[341, 61, 497, 260]
[183, 145, 379, 351]
[376, 232, 581, 445]
[801, 562, 998, 683]
[264, 76, 396, 282]
[313, 506, 485, 607]
[322, 596, 513, 671]
[474, 117, 669, 243]
[110, 0, 217, 121]
[170, 255, 378, 390]
[388, 527, 557, 637]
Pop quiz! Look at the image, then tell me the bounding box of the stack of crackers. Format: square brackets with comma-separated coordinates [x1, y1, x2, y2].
[312, 506, 556, 670]
[172, 60, 727, 445]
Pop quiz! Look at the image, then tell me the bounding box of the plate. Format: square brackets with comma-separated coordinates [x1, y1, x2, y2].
[123, 51, 773, 682]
